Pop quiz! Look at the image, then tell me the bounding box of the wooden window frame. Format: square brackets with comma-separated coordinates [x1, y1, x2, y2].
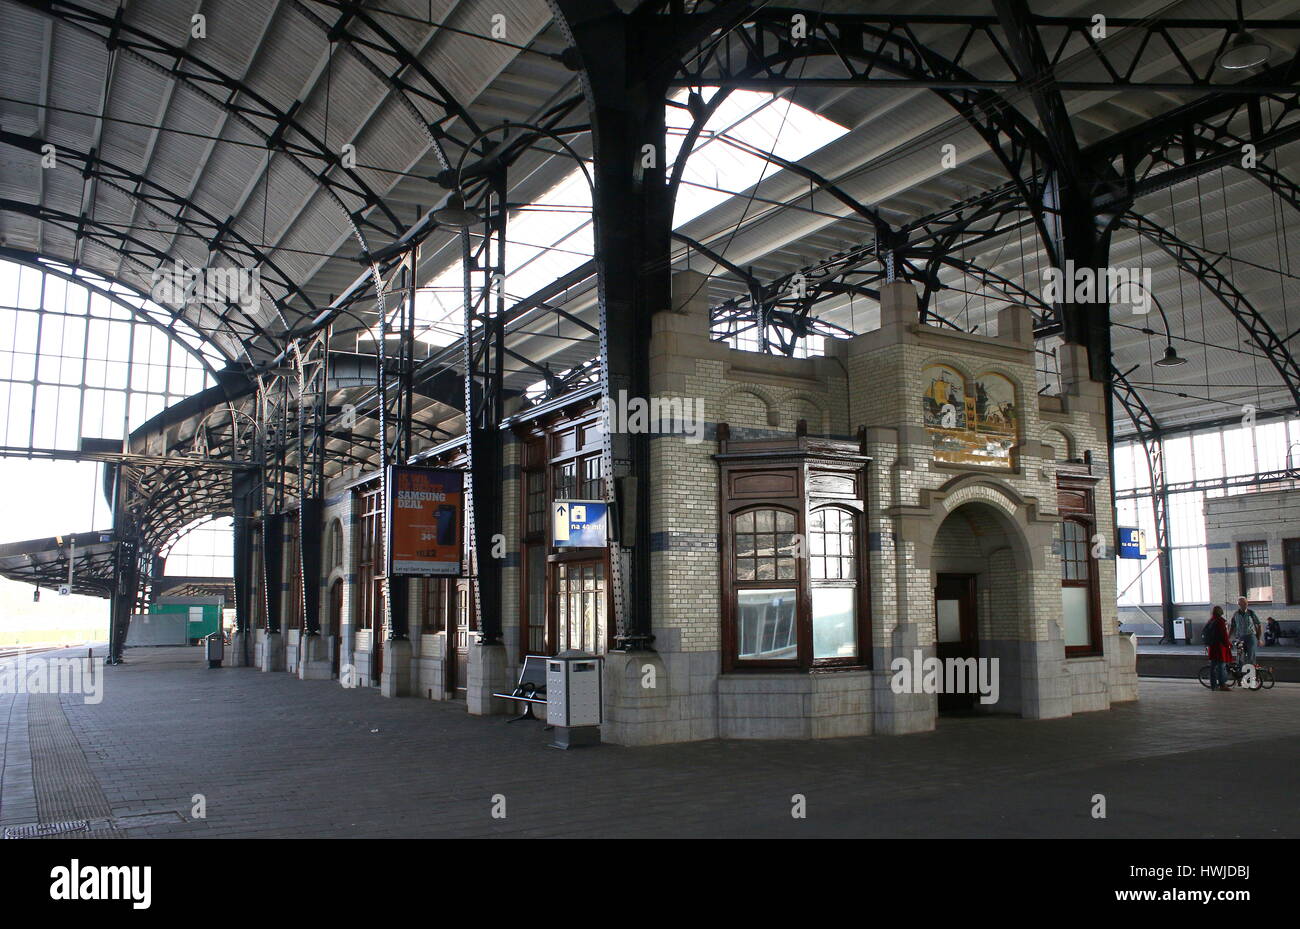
[513, 403, 611, 662]
[1238, 540, 1271, 603]
[718, 432, 871, 673]
[355, 485, 384, 632]
[421, 576, 450, 634]
[1057, 471, 1102, 658]
[1284, 539, 1300, 605]
[329, 518, 343, 571]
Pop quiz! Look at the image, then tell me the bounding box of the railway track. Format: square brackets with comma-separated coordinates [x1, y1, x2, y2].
[0, 643, 90, 662]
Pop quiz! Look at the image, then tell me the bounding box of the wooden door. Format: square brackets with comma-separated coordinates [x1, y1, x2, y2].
[329, 579, 342, 678]
[934, 573, 978, 713]
[555, 559, 607, 654]
[453, 581, 474, 698]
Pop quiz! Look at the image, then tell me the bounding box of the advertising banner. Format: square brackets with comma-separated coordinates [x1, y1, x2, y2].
[386, 466, 464, 576]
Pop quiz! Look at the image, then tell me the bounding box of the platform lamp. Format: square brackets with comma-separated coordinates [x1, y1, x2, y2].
[432, 120, 594, 229]
[1128, 280, 1188, 367]
[1217, 0, 1271, 71]
[1285, 442, 1300, 477]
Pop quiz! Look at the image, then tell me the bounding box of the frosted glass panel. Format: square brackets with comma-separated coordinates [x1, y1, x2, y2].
[936, 599, 961, 643]
[1062, 585, 1090, 647]
[812, 587, 856, 659]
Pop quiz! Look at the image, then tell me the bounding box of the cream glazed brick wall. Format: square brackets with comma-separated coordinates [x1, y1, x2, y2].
[635, 270, 853, 742]
[323, 478, 365, 688]
[1050, 342, 1132, 707]
[846, 283, 1118, 723]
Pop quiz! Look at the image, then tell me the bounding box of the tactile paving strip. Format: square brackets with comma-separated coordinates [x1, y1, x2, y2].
[26, 695, 121, 838]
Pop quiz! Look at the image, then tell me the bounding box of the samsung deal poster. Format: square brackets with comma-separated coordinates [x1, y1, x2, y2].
[386, 466, 464, 576]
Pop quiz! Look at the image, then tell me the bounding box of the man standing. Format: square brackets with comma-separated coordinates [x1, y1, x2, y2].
[1230, 597, 1261, 667]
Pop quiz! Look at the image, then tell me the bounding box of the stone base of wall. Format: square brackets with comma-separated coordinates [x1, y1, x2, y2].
[1106, 633, 1139, 702]
[350, 647, 376, 688]
[718, 670, 874, 739]
[380, 638, 413, 697]
[285, 629, 299, 673]
[259, 631, 285, 672]
[1067, 656, 1110, 713]
[298, 634, 332, 680]
[1020, 639, 1073, 719]
[229, 632, 252, 667]
[603, 651, 676, 745]
[414, 633, 448, 700]
[467, 643, 510, 716]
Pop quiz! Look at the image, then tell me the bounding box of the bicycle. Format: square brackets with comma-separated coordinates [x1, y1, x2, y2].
[1198, 641, 1276, 691]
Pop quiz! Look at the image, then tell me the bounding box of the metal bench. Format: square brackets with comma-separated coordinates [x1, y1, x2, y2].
[493, 655, 549, 723]
[1270, 621, 1300, 647]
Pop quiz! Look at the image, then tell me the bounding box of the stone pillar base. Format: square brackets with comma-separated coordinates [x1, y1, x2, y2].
[872, 624, 937, 735]
[259, 631, 286, 672]
[467, 642, 510, 716]
[229, 632, 252, 668]
[602, 651, 673, 745]
[380, 638, 413, 697]
[1019, 638, 1072, 720]
[298, 634, 333, 680]
[1106, 633, 1139, 703]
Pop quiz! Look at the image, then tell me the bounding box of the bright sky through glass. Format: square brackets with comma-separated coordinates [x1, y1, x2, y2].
[409, 90, 848, 347]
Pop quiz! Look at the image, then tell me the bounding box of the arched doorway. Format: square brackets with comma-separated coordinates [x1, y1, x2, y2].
[329, 578, 342, 679]
[929, 501, 1028, 715]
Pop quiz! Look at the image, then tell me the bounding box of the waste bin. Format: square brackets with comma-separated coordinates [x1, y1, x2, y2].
[546, 651, 602, 749]
[205, 631, 224, 669]
[1173, 617, 1187, 645]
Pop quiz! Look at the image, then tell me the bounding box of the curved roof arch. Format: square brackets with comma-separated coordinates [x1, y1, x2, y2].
[2, 0, 1299, 455]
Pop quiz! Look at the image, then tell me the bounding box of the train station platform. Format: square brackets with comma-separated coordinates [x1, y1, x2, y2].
[1, 644, 1297, 839]
[1136, 643, 1300, 682]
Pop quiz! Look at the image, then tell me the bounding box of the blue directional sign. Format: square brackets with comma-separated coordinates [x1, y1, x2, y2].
[1117, 527, 1146, 560]
[553, 499, 608, 548]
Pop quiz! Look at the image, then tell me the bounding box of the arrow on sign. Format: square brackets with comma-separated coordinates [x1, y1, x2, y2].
[554, 502, 570, 542]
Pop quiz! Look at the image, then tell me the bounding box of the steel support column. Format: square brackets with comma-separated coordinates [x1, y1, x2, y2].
[462, 173, 508, 645]
[551, 0, 678, 650]
[1112, 369, 1176, 642]
[263, 514, 285, 635]
[232, 467, 257, 665]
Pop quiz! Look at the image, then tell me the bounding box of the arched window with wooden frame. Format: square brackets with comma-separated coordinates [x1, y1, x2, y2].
[355, 485, 385, 633]
[731, 505, 800, 664]
[1058, 466, 1103, 657]
[329, 518, 343, 571]
[808, 505, 862, 662]
[719, 430, 871, 672]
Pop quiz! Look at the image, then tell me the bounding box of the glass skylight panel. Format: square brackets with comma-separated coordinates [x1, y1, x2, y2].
[668, 88, 849, 227]
[408, 90, 846, 349]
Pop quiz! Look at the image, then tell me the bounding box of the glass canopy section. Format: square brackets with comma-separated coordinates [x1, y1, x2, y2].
[0, 258, 221, 452]
[408, 89, 849, 350]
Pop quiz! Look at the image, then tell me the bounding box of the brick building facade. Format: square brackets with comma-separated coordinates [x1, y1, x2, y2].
[231, 274, 1138, 743]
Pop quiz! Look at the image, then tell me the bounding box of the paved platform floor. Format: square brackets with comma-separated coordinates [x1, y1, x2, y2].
[1137, 643, 1300, 657]
[1, 644, 1297, 838]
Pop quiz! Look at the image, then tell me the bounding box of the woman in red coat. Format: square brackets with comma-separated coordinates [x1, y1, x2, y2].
[1207, 605, 1234, 691]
